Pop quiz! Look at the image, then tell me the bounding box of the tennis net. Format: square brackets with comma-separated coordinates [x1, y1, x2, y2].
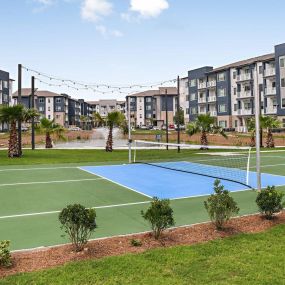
[132, 140, 252, 188]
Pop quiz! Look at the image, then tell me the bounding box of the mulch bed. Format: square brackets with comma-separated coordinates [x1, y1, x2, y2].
[1, 212, 285, 278]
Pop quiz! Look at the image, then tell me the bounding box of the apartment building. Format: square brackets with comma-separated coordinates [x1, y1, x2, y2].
[126, 87, 178, 128]
[0, 69, 13, 131]
[187, 43, 285, 132]
[179, 77, 190, 124]
[87, 99, 126, 118]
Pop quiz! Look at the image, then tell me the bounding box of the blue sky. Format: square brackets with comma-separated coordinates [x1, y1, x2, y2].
[2, 0, 285, 100]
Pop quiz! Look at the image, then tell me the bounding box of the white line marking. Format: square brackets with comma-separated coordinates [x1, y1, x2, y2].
[0, 178, 104, 188]
[0, 166, 78, 172]
[78, 167, 152, 198]
[0, 201, 151, 220]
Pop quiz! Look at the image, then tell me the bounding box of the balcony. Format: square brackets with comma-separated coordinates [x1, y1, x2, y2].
[265, 106, 277, 114]
[199, 109, 207, 114]
[209, 110, 217, 116]
[198, 82, 207, 89]
[207, 81, 216, 88]
[236, 73, 252, 82]
[237, 91, 252, 98]
[198, 97, 207, 104]
[264, 87, 276, 96]
[208, 96, 217, 102]
[237, 109, 253, 116]
[264, 68, 275, 77]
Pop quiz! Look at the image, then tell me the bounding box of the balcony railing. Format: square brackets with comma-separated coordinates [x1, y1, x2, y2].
[198, 97, 207, 104]
[199, 109, 207, 114]
[209, 110, 217, 116]
[198, 82, 207, 89]
[264, 87, 277, 96]
[236, 73, 252, 82]
[264, 68, 275, 77]
[237, 109, 253, 115]
[237, 91, 252, 98]
[208, 96, 217, 102]
[265, 106, 277, 114]
[207, 81, 216, 88]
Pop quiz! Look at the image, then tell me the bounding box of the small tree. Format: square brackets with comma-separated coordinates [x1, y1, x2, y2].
[261, 116, 280, 148]
[256, 186, 284, 219]
[174, 107, 185, 126]
[141, 197, 174, 239]
[204, 180, 239, 230]
[0, 240, 12, 268]
[59, 204, 97, 252]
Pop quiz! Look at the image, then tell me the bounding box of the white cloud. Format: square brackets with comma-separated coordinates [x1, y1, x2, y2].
[81, 0, 113, 22]
[96, 25, 123, 38]
[129, 0, 169, 18]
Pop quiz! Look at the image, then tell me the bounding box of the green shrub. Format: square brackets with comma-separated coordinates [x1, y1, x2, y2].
[256, 186, 284, 219]
[0, 240, 12, 268]
[204, 179, 239, 230]
[141, 197, 174, 239]
[59, 204, 97, 252]
[130, 239, 142, 247]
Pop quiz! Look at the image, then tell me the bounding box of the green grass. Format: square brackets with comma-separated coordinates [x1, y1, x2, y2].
[1, 224, 284, 285]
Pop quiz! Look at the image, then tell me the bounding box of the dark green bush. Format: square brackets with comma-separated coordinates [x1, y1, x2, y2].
[141, 197, 174, 239]
[59, 204, 97, 251]
[130, 239, 142, 247]
[256, 186, 284, 219]
[0, 240, 12, 268]
[204, 179, 239, 230]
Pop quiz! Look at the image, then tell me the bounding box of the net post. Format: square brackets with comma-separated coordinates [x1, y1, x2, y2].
[246, 147, 251, 186]
[128, 96, 132, 164]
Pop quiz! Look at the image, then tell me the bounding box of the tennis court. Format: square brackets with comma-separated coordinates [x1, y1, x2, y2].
[0, 147, 285, 251]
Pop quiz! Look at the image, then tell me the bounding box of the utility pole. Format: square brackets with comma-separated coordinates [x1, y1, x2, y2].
[177, 76, 181, 153]
[165, 89, 169, 150]
[31, 76, 35, 150]
[18, 64, 22, 156]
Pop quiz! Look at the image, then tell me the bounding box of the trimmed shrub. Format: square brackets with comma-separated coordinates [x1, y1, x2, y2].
[256, 186, 284, 219]
[59, 204, 97, 252]
[204, 179, 240, 230]
[0, 240, 12, 268]
[141, 197, 174, 239]
[130, 239, 142, 247]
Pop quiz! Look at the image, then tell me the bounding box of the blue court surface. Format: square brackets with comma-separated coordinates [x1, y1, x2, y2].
[79, 162, 285, 199]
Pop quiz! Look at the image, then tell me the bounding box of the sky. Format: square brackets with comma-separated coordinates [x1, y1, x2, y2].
[1, 0, 285, 100]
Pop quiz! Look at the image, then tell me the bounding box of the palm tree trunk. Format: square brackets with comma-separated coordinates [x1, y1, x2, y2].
[200, 131, 208, 150]
[8, 121, 20, 158]
[46, 132, 53, 148]
[266, 129, 274, 148]
[105, 125, 113, 152]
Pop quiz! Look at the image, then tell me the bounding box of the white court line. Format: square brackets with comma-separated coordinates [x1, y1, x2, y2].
[78, 166, 152, 198]
[0, 166, 78, 172]
[0, 178, 104, 188]
[0, 201, 151, 220]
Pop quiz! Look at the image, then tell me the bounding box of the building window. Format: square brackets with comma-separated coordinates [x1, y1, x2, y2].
[219, 120, 227, 128]
[139, 114, 142, 119]
[217, 72, 225, 82]
[39, 98, 44, 103]
[2, 81, 8, 88]
[56, 106, 62, 111]
[186, 108, 189, 115]
[190, 107, 197, 114]
[244, 85, 251, 91]
[280, 56, 285, 68]
[259, 66, 263, 74]
[282, 99, 285, 108]
[184, 81, 188, 88]
[281, 78, 285, 88]
[234, 120, 238, 128]
[48, 107, 51, 111]
[48, 99, 51, 103]
[186, 95, 190, 101]
[234, 104, 237, 111]
[189, 79, 196, 87]
[218, 104, 227, 113]
[48, 115, 51, 119]
[146, 97, 152, 103]
[56, 115, 60, 119]
[190, 93, 196, 101]
[233, 71, 237, 79]
[234, 88, 237, 95]
[56, 98, 61, 103]
[146, 105, 151, 111]
[39, 106, 44, 112]
[217, 88, 226, 97]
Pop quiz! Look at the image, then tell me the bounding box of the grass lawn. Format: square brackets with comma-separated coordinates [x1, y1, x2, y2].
[1, 224, 284, 285]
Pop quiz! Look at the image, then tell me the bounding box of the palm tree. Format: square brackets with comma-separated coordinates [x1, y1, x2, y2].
[0, 105, 38, 157]
[261, 116, 280, 148]
[246, 117, 256, 147]
[105, 111, 125, 152]
[38, 118, 65, 148]
[92, 112, 104, 128]
[186, 114, 227, 149]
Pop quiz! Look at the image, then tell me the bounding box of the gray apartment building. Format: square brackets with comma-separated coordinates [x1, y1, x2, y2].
[87, 99, 126, 118]
[0, 69, 13, 131]
[186, 43, 285, 132]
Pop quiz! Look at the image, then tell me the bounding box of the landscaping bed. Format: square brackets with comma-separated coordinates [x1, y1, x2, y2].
[1, 211, 284, 278]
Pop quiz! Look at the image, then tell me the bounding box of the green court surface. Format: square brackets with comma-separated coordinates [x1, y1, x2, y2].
[0, 149, 284, 251]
